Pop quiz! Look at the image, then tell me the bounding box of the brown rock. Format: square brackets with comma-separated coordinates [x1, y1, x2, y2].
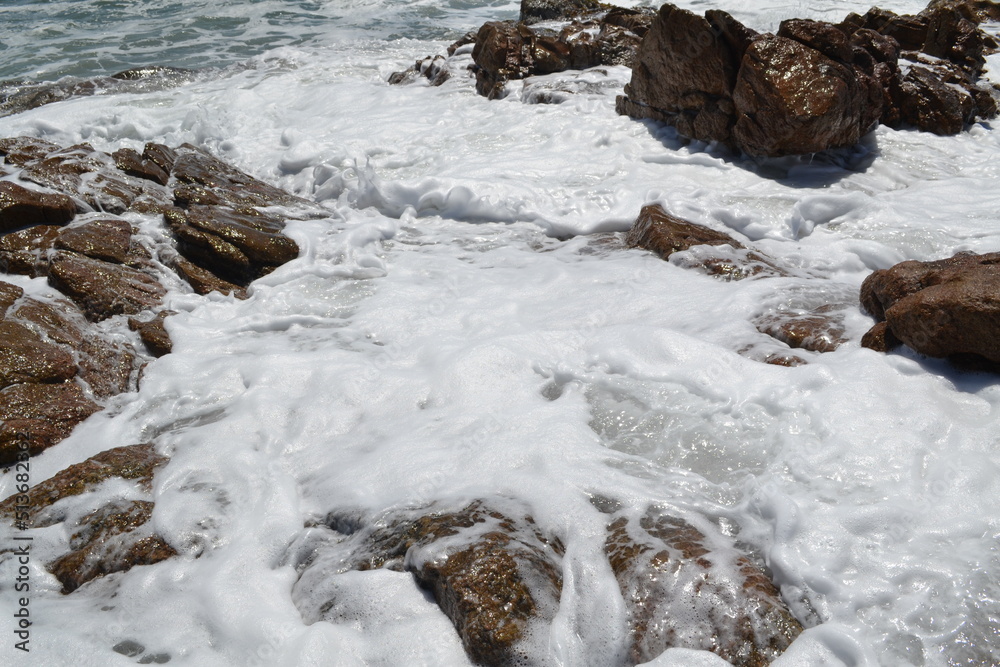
[0, 281, 23, 312]
[922, 4, 987, 75]
[894, 64, 975, 134]
[49, 500, 176, 593]
[0, 443, 174, 592]
[48, 251, 166, 321]
[112, 147, 170, 186]
[141, 143, 178, 175]
[0, 320, 77, 388]
[388, 56, 452, 86]
[0, 181, 76, 232]
[171, 255, 248, 298]
[606, 508, 802, 665]
[0, 443, 167, 524]
[732, 34, 882, 157]
[0, 383, 101, 465]
[0, 136, 62, 167]
[171, 144, 311, 210]
[755, 307, 848, 353]
[778, 19, 854, 62]
[625, 203, 743, 260]
[0, 224, 60, 276]
[183, 206, 297, 265]
[617, 4, 750, 144]
[128, 311, 173, 358]
[300, 500, 564, 666]
[55, 219, 134, 264]
[861, 252, 1000, 364]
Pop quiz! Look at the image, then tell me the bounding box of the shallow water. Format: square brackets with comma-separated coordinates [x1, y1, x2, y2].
[1, 0, 999, 665]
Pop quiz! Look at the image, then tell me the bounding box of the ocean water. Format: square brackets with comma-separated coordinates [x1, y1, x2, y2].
[1, 0, 999, 665]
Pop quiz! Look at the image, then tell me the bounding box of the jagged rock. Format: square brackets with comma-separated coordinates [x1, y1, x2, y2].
[0, 443, 174, 592]
[626, 204, 744, 260]
[48, 251, 165, 321]
[859, 320, 901, 352]
[617, 2, 997, 155]
[171, 255, 248, 298]
[0, 281, 22, 311]
[128, 311, 173, 358]
[605, 507, 803, 665]
[0, 383, 101, 465]
[732, 33, 883, 157]
[112, 147, 170, 186]
[924, 0, 1000, 23]
[296, 500, 564, 666]
[171, 144, 312, 210]
[860, 251, 1000, 365]
[755, 306, 848, 353]
[0, 181, 76, 232]
[616, 5, 752, 144]
[519, 0, 605, 25]
[141, 143, 178, 175]
[0, 224, 60, 276]
[0, 136, 62, 166]
[388, 55, 452, 86]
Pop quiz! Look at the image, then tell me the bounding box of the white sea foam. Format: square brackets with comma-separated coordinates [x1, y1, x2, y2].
[1, 0, 999, 665]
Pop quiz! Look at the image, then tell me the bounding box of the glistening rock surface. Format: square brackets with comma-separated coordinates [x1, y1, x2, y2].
[860, 251, 1000, 365]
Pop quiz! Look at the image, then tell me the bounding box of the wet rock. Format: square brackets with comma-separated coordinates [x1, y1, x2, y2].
[388, 56, 452, 86]
[170, 144, 312, 210]
[297, 500, 564, 666]
[0, 181, 76, 232]
[625, 204, 744, 260]
[732, 34, 883, 157]
[0, 443, 167, 523]
[6, 291, 136, 398]
[860, 251, 1000, 365]
[625, 203, 782, 279]
[170, 255, 248, 298]
[924, 0, 1000, 23]
[48, 251, 166, 321]
[617, 2, 997, 155]
[0, 224, 60, 276]
[520, 0, 605, 25]
[49, 499, 177, 593]
[112, 147, 170, 186]
[605, 508, 802, 665]
[859, 320, 901, 352]
[0, 383, 101, 465]
[0, 281, 22, 312]
[128, 311, 173, 358]
[141, 143, 178, 175]
[755, 306, 848, 353]
[0, 136, 62, 167]
[0, 320, 77, 388]
[616, 5, 752, 144]
[0, 443, 174, 591]
[55, 219, 134, 264]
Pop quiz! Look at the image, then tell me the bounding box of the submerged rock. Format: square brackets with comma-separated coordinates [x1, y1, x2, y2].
[605, 507, 803, 665]
[860, 251, 1000, 366]
[0, 443, 175, 592]
[625, 204, 781, 279]
[294, 500, 564, 666]
[755, 306, 849, 354]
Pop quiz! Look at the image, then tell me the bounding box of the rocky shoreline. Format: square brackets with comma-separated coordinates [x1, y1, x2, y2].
[2, 0, 1000, 665]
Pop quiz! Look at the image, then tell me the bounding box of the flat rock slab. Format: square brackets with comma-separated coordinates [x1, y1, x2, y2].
[0, 181, 76, 233]
[48, 251, 166, 321]
[0, 382, 101, 465]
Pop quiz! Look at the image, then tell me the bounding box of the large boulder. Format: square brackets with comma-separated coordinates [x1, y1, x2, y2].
[860, 252, 1000, 365]
[617, 2, 999, 155]
[605, 507, 803, 665]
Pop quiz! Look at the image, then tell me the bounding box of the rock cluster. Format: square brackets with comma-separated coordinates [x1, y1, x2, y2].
[860, 251, 1000, 367]
[0, 137, 308, 466]
[291, 498, 801, 666]
[0, 443, 174, 592]
[388, 0, 655, 99]
[616, 1, 1000, 156]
